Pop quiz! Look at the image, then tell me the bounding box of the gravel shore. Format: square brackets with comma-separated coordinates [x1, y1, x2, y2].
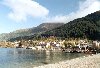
[34, 54, 100, 68]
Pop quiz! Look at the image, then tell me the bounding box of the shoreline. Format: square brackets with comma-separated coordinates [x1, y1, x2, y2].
[34, 54, 100, 68]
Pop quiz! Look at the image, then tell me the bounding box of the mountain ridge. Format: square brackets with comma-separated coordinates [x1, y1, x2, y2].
[0, 23, 64, 41]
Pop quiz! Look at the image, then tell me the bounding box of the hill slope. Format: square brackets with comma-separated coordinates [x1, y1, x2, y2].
[42, 11, 100, 40]
[0, 23, 64, 41]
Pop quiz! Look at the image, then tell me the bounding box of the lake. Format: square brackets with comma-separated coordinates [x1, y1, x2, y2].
[0, 48, 86, 68]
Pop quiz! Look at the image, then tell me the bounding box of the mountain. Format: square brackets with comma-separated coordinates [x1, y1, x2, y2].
[41, 11, 100, 40]
[4, 11, 100, 41]
[0, 23, 64, 41]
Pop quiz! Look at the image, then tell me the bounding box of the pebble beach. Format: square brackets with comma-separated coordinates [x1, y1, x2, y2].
[34, 54, 100, 68]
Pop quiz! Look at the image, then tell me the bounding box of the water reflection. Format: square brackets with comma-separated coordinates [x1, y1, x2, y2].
[0, 48, 85, 68]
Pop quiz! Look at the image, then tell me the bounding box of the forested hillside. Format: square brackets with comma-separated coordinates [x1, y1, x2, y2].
[42, 11, 100, 40]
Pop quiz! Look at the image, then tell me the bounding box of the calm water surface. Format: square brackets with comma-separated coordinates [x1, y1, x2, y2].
[0, 48, 86, 68]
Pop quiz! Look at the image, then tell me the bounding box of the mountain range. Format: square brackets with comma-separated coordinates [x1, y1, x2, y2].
[1, 11, 100, 41]
[0, 23, 64, 41]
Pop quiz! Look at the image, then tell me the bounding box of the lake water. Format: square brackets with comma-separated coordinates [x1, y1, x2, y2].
[0, 48, 86, 68]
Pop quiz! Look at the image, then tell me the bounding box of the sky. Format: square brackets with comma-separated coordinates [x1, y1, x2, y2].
[0, 0, 100, 34]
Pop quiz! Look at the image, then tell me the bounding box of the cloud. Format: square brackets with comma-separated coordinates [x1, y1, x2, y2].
[44, 15, 67, 22]
[2, 0, 49, 22]
[45, 0, 100, 23]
